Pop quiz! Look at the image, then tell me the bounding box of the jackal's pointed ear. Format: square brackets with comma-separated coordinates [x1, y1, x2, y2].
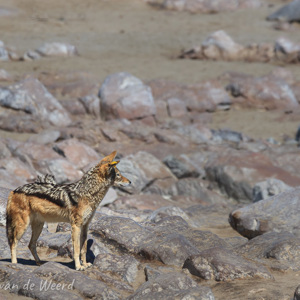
[99, 151, 117, 165]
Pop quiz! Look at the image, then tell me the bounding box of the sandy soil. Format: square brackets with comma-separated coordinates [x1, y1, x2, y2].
[0, 0, 300, 142]
[1, 0, 300, 299]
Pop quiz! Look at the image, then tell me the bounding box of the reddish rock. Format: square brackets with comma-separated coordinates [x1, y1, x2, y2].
[148, 79, 231, 113]
[167, 98, 187, 118]
[55, 138, 99, 169]
[99, 72, 156, 121]
[205, 146, 300, 201]
[226, 73, 299, 110]
[38, 71, 100, 98]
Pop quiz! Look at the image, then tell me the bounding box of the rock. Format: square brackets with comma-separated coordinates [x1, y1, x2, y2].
[275, 37, 300, 63]
[183, 247, 272, 281]
[0, 157, 36, 184]
[0, 186, 10, 226]
[93, 253, 139, 284]
[27, 130, 61, 145]
[55, 138, 99, 169]
[99, 72, 156, 121]
[90, 214, 229, 268]
[166, 98, 187, 118]
[0, 69, 12, 81]
[117, 151, 177, 195]
[79, 94, 101, 118]
[32, 262, 121, 299]
[151, 0, 261, 13]
[100, 188, 118, 206]
[229, 187, 300, 238]
[170, 178, 212, 203]
[35, 158, 83, 183]
[267, 0, 300, 22]
[205, 146, 300, 201]
[163, 154, 200, 179]
[226, 73, 299, 110]
[211, 129, 244, 143]
[38, 71, 100, 99]
[202, 30, 244, 60]
[294, 285, 300, 300]
[252, 178, 292, 202]
[128, 271, 215, 300]
[111, 194, 175, 211]
[236, 231, 300, 271]
[0, 40, 9, 61]
[36, 42, 78, 57]
[148, 79, 231, 113]
[0, 77, 71, 129]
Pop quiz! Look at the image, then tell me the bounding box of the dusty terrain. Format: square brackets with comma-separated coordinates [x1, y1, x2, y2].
[1, 0, 300, 141]
[1, 0, 300, 299]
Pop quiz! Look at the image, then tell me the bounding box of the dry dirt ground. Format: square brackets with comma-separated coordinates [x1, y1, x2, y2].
[0, 0, 300, 299]
[1, 0, 300, 141]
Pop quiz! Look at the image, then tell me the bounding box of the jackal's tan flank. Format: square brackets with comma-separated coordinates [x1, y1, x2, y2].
[6, 151, 131, 271]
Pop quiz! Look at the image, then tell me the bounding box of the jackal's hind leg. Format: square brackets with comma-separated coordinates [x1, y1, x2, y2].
[29, 220, 44, 266]
[8, 213, 30, 264]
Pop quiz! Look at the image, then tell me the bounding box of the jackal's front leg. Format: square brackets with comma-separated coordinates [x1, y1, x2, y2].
[71, 224, 85, 271]
[80, 223, 92, 269]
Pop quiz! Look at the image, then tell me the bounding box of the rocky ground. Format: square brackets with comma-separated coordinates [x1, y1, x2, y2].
[1, 0, 300, 299]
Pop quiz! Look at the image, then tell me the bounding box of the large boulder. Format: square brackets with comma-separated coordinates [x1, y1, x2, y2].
[99, 72, 156, 121]
[183, 247, 272, 281]
[0, 77, 71, 130]
[267, 0, 300, 22]
[229, 187, 300, 238]
[116, 151, 177, 195]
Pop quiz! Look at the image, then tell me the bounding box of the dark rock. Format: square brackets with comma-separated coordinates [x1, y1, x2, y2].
[93, 253, 139, 284]
[267, 0, 300, 22]
[236, 231, 300, 271]
[99, 72, 156, 121]
[163, 154, 199, 178]
[33, 262, 120, 299]
[184, 247, 272, 281]
[90, 214, 229, 268]
[229, 187, 300, 238]
[294, 285, 300, 300]
[127, 271, 215, 300]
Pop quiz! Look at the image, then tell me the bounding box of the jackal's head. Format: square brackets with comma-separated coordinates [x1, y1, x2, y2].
[97, 151, 131, 188]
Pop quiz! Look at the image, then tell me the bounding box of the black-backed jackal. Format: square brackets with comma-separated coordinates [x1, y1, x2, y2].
[6, 151, 131, 271]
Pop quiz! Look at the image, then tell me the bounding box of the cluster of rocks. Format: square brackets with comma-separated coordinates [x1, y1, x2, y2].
[145, 0, 262, 13]
[179, 30, 300, 64]
[0, 68, 300, 298]
[0, 40, 78, 62]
